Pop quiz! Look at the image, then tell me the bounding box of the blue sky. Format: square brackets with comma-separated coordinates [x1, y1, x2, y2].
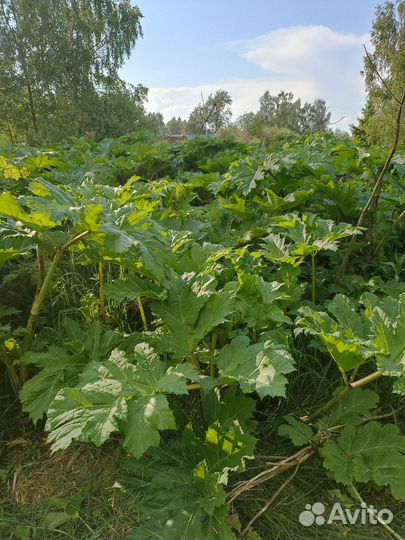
[121, 0, 382, 129]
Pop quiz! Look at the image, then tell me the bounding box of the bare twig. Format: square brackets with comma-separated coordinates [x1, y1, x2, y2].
[325, 411, 395, 433]
[329, 115, 346, 126]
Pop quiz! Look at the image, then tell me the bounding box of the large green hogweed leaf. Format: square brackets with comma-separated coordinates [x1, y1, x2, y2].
[296, 294, 372, 372]
[321, 421, 405, 500]
[362, 292, 405, 394]
[151, 273, 234, 356]
[118, 389, 257, 539]
[19, 320, 131, 422]
[217, 336, 295, 397]
[45, 343, 194, 457]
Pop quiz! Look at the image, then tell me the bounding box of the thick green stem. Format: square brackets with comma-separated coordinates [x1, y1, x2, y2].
[62, 230, 91, 250]
[350, 370, 383, 388]
[137, 296, 148, 331]
[21, 230, 91, 365]
[303, 370, 383, 423]
[19, 244, 47, 382]
[22, 248, 63, 358]
[189, 352, 206, 428]
[349, 366, 359, 383]
[341, 369, 350, 387]
[311, 254, 316, 304]
[36, 245, 46, 293]
[303, 386, 350, 423]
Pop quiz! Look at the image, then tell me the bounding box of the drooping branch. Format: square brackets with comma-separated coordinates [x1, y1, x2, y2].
[363, 45, 402, 104]
[339, 81, 405, 277]
[367, 85, 405, 211]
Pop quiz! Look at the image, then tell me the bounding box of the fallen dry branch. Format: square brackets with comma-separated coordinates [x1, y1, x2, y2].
[228, 445, 314, 504]
[240, 464, 300, 537]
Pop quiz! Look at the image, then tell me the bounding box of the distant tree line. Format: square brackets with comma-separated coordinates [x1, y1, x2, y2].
[1, 0, 402, 146]
[164, 89, 332, 143]
[166, 0, 405, 147]
[0, 0, 334, 145]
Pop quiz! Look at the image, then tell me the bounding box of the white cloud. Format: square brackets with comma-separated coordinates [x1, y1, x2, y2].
[146, 26, 370, 131]
[238, 26, 367, 75]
